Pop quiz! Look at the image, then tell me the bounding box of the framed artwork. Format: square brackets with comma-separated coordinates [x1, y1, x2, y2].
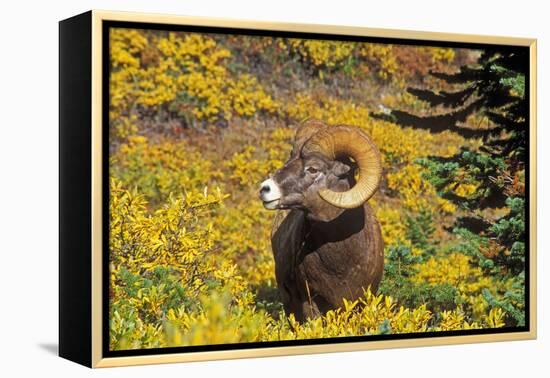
[59, 10, 537, 368]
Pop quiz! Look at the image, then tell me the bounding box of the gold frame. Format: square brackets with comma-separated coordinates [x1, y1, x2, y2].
[90, 10, 537, 368]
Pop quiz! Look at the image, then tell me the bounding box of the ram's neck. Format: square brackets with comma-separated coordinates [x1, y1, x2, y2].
[305, 203, 344, 222]
[305, 177, 352, 223]
[305, 205, 366, 245]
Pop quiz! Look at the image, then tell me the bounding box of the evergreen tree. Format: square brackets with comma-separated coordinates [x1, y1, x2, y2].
[378, 47, 529, 326]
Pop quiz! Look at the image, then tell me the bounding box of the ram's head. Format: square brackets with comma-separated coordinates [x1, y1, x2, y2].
[259, 119, 382, 215]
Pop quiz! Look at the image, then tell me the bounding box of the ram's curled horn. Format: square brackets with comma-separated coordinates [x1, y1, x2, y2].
[290, 118, 328, 156]
[301, 125, 382, 209]
[295, 118, 327, 142]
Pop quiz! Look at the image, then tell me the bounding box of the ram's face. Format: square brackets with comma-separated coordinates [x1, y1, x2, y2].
[259, 153, 350, 211]
[259, 120, 382, 211]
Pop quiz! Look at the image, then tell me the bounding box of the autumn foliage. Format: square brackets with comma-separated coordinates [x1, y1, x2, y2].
[108, 28, 523, 350]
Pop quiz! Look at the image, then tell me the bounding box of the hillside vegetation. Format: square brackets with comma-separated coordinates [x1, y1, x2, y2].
[108, 28, 524, 350]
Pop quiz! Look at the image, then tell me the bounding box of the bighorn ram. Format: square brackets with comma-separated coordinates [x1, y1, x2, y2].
[259, 119, 384, 322]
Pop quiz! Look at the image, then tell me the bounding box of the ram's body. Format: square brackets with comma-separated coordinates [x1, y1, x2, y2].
[260, 119, 385, 322]
[271, 203, 384, 321]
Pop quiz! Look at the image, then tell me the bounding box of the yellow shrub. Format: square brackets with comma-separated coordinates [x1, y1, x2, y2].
[165, 291, 273, 346]
[109, 179, 249, 349]
[436, 309, 480, 331]
[224, 127, 293, 188]
[111, 135, 223, 203]
[287, 39, 355, 70]
[212, 201, 277, 288]
[411, 253, 512, 323]
[420, 46, 456, 63]
[109, 179, 227, 290]
[107, 32, 511, 350]
[358, 44, 398, 80]
[375, 205, 408, 246]
[109, 29, 278, 131]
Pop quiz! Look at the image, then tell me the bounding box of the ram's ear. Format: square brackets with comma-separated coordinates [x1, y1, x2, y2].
[332, 161, 351, 178]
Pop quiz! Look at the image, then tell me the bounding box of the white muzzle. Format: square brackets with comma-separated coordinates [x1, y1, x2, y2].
[259, 178, 282, 209]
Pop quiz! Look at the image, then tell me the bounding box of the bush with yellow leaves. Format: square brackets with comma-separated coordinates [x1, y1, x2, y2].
[287, 39, 356, 72]
[109, 29, 278, 144]
[107, 28, 517, 351]
[110, 134, 223, 205]
[282, 38, 456, 84]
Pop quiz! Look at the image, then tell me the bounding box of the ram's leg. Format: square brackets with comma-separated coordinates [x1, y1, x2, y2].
[302, 299, 321, 320]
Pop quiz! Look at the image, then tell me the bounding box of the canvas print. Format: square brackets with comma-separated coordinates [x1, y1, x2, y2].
[107, 25, 529, 352]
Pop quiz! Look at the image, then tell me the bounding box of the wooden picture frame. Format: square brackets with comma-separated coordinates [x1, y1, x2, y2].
[59, 10, 537, 368]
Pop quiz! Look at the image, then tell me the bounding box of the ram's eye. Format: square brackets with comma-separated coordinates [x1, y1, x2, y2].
[305, 166, 319, 174]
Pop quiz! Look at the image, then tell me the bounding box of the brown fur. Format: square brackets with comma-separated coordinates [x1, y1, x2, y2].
[263, 121, 385, 322]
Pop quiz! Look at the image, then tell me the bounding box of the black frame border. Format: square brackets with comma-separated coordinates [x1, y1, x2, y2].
[59, 11, 93, 367]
